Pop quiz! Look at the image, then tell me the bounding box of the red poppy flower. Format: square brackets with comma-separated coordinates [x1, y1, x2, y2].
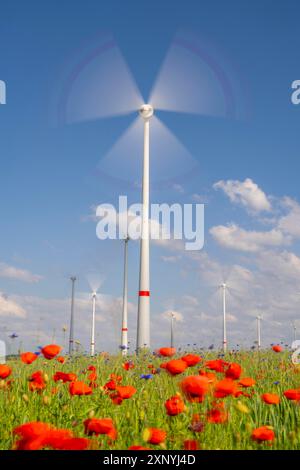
[88, 372, 97, 382]
[214, 378, 237, 398]
[205, 359, 228, 373]
[115, 385, 136, 399]
[84, 418, 117, 440]
[251, 426, 275, 442]
[122, 362, 135, 370]
[87, 365, 96, 372]
[272, 345, 282, 353]
[56, 356, 65, 364]
[29, 371, 46, 392]
[225, 363, 242, 380]
[13, 422, 52, 450]
[49, 437, 90, 450]
[181, 354, 202, 367]
[166, 359, 188, 375]
[158, 347, 176, 357]
[207, 405, 228, 423]
[53, 372, 77, 383]
[41, 344, 62, 360]
[165, 395, 185, 416]
[261, 393, 280, 405]
[104, 380, 117, 391]
[199, 370, 217, 383]
[181, 375, 210, 402]
[183, 440, 199, 450]
[13, 422, 90, 450]
[143, 428, 166, 445]
[69, 381, 92, 396]
[128, 445, 151, 450]
[20, 352, 38, 365]
[283, 389, 300, 401]
[238, 377, 256, 388]
[0, 364, 11, 379]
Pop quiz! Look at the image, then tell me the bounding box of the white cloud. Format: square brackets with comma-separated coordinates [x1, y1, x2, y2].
[0, 262, 43, 283]
[0, 293, 26, 318]
[210, 224, 290, 252]
[278, 197, 300, 238]
[213, 178, 271, 213]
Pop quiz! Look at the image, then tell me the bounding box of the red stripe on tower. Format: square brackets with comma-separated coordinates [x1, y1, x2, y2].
[122, 328, 128, 331]
[139, 291, 150, 297]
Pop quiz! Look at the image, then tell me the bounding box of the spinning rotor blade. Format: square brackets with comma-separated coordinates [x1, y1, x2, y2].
[58, 35, 143, 125]
[150, 33, 236, 119]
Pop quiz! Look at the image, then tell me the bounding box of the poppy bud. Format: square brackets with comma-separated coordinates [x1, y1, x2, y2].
[22, 394, 29, 402]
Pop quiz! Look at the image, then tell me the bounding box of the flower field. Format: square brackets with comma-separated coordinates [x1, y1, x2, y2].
[0, 345, 300, 450]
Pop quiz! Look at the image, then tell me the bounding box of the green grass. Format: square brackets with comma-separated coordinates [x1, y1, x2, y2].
[1, 350, 300, 450]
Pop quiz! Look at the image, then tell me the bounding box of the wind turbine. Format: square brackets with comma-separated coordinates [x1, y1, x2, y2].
[291, 321, 297, 342]
[121, 236, 129, 355]
[59, 32, 241, 352]
[220, 283, 227, 353]
[256, 315, 262, 350]
[68, 276, 76, 355]
[90, 292, 97, 356]
[170, 312, 176, 349]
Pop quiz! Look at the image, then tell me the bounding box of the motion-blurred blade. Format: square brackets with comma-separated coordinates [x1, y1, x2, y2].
[58, 35, 143, 125]
[97, 115, 199, 187]
[150, 34, 236, 119]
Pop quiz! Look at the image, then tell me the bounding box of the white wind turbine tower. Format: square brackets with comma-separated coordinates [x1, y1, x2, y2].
[90, 292, 97, 356]
[121, 236, 129, 355]
[170, 312, 176, 349]
[291, 321, 297, 342]
[256, 315, 262, 350]
[59, 32, 240, 352]
[220, 283, 227, 353]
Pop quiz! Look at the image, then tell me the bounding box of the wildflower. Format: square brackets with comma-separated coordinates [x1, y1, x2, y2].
[214, 378, 237, 398]
[272, 345, 282, 353]
[13, 422, 90, 450]
[84, 418, 117, 440]
[181, 354, 202, 367]
[183, 440, 199, 450]
[251, 426, 275, 442]
[122, 361, 135, 370]
[56, 356, 65, 364]
[238, 377, 256, 388]
[225, 363, 242, 380]
[128, 445, 151, 450]
[29, 371, 46, 392]
[20, 352, 38, 365]
[158, 347, 176, 357]
[115, 385, 136, 399]
[181, 375, 210, 402]
[53, 372, 77, 383]
[199, 370, 217, 383]
[235, 401, 250, 414]
[261, 393, 280, 405]
[69, 381, 93, 396]
[207, 404, 228, 424]
[166, 359, 188, 375]
[140, 374, 153, 380]
[205, 359, 228, 373]
[165, 395, 185, 416]
[283, 389, 300, 401]
[143, 428, 167, 445]
[0, 364, 11, 379]
[41, 344, 62, 360]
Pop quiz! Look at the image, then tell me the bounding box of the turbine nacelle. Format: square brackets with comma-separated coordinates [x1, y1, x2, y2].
[139, 104, 154, 120]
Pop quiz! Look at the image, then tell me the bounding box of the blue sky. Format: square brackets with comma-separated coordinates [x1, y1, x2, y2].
[1, 0, 300, 353]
